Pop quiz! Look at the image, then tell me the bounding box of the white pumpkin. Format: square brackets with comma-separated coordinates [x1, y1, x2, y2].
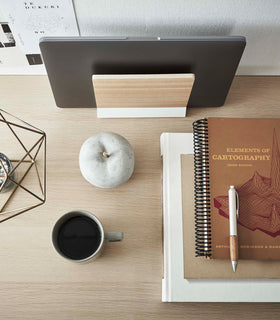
[79, 132, 134, 188]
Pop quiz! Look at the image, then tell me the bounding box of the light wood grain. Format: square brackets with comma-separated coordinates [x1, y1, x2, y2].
[0, 75, 279, 319]
[92, 74, 194, 108]
[230, 236, 239, 262]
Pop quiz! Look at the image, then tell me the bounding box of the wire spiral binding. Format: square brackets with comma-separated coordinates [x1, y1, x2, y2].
[193, 119, 212, 257]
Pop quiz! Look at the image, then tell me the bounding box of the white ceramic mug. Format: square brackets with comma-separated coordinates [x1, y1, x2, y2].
[52, 210, 123, 262]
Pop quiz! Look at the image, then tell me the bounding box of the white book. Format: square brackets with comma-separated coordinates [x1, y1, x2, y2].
[160, 132, 280, 302]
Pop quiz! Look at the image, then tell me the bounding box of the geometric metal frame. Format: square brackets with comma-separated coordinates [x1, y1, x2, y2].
[0, 109, 46, 223]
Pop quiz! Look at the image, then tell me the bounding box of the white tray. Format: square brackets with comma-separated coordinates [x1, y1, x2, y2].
[160, 132, 280, 302]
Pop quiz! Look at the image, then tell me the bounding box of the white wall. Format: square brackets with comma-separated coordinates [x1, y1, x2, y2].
[1, 1, 280, 75]
[73, 0, 280, 75]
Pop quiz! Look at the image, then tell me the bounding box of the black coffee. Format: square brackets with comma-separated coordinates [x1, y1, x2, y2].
[57, 216, 101, 260]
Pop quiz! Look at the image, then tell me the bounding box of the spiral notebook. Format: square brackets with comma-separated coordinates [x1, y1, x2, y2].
[192, 117, 280, 260]
[182, 153, 280, 279]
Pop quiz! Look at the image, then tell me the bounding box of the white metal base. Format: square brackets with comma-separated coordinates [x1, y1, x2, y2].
[97, 107, 186, 118]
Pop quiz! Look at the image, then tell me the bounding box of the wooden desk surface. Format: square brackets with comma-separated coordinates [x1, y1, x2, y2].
[0, 76, 279, 319]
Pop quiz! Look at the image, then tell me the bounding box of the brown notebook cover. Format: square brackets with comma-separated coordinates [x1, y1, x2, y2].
[193, 118, 280, 260]
[182, 154, 280, 279]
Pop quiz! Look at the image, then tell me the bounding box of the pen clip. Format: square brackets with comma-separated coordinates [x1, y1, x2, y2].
[235, 190, 239, 219]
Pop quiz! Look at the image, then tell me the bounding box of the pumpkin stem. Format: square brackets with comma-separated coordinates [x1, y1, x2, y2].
[103, 151, 109, 158]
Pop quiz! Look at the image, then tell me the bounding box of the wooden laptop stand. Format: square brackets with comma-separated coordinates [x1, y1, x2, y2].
[92, 74, 195, 118]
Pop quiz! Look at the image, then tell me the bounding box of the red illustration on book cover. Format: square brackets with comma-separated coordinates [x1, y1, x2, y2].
[214, 130, 280, 237]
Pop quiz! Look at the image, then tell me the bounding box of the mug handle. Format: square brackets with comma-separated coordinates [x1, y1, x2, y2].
[104, 232, 123, 242]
